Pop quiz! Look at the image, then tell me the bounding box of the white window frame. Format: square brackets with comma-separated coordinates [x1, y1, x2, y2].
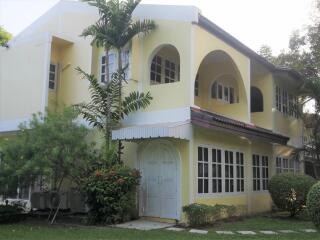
[49, 63, 57, 90]
[150, 54, 180, 85]
[211, 81, 235, 104]
[276, 156, 299, 173]
[100, 53, 116, 83]
[196, 145, 245, 197]
[275, 85, 298, 118]
[253, 154, 269, 192]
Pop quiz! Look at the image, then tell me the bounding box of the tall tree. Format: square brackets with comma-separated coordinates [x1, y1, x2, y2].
[0, 26, 12, 47]
[75, 68, 152, 160]
[78, 0, 155, 160]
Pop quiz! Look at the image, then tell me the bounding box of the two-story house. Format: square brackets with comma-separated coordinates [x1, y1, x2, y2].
[0, 1, 304, 221]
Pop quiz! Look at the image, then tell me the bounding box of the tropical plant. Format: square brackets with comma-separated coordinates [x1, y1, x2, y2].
[79, 0, 156, 161]
[82, 0, 155, 85]
[0, 26, 12, 47]
[84, 165, 141, 224]
[307, 181, 320, 228]
[268, 173, 316, 217]
[0, 107, 101, 197]
[75, 68, 152, 160]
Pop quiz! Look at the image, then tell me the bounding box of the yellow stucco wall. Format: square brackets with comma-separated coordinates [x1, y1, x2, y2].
[251, 63, 273, 130]
[193, 25, 251, 123]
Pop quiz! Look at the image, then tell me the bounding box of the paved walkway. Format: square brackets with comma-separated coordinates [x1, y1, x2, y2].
[115, 220, 318, 235]
[115, 219, 174, 230]
[167, 228, 318, 235]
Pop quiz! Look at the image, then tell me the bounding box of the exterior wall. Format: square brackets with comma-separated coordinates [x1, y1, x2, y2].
[0, 36, 50, 130]
[0, 1, 97, 132]
[193, 25, 251, 123]
[273, 77, 304, 148]
[251, 64, 273, 130]
[192, 126, 275, 216]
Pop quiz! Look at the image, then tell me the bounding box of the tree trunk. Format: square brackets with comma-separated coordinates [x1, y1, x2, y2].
[105, 46, 111, 158]
[117, 48, 123, 164]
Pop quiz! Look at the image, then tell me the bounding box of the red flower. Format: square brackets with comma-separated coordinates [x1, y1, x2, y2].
[95, 170, 103, 177]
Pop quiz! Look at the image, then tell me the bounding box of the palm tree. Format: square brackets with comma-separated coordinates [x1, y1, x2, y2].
[75, 67, 152, 161]
[82, 0, 156, 103]
[80, 0, 155, 161]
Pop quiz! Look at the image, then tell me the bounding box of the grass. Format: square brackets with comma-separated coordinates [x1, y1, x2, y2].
[0, 216, 319, 240]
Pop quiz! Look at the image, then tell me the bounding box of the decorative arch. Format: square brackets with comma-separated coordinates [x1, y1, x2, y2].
[148, 44, 180, 85]
[194, 50, 247, 104]
[251, 87, 264, 112]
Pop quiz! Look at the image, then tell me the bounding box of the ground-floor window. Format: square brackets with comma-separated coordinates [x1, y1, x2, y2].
[197, 146, 244, 194]
[276, 157, 299, 173]
[252, 154, 269, 191]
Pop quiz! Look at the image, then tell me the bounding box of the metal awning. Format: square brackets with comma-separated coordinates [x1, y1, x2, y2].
[112, 121, 192, 140]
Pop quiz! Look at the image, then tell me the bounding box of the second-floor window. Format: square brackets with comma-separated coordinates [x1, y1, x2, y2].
[100, 50, 131, 83]
[49, 64, 57, 90]
[150, 55, 180, 85]
[211, 82, 235, 104]
[101, 54, 115, 83]
[275, 85, 298, 118]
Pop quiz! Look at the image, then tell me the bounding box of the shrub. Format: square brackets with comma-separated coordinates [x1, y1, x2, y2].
[0, 204, 26, 224]
[268, 173, 316, 216]
[84, 165, 140, 224]
[182, 203, 237, 227]
[307, 182, 320, 228]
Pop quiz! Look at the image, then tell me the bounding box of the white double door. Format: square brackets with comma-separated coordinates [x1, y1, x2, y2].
[140, 142, 179, 219]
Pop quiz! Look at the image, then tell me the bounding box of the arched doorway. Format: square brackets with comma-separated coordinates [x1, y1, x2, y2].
[139, 140, 180, 219]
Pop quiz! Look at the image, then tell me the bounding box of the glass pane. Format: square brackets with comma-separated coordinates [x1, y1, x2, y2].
[217, 150, 221, 163]
[204, 163, 208, 177]
[198, 163, 203, 177]
[49, 73, 55, 81]
[204, 179, 208, 193]
[212, 82, 217, 98]
[218, 85, 223, 99]
[212, 180, 217, 193]
[224, 86, 229, 102]
[212, 149, 216, 162]
[212, 164, 217, 177]
[102, 56, 106, 64]
[204, 148, 208, 162]
[198, 180, 203, 193]
[230, 87, 234, 103]
[198, 147, 202, 161]
[49, 81, 55, 89]
[50, 64, 56, 72]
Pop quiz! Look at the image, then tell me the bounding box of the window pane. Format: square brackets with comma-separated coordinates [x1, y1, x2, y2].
[212, 82, 217, 98]
[218, 85, 223, 99]
[198, 180, 203, 193]
[49, 73, 55, 81]
[50, 64, 56, 72]
[224, 86, 229, 102]
[49, 81, 55, 89]
[230, 87, 235, 103]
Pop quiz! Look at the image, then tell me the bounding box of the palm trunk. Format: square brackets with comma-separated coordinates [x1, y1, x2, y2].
[117, 48, 123, 164]
[105, 47, 111, 158]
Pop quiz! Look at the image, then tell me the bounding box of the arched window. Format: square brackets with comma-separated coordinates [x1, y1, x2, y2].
[251, 87, 263, 112]
[150, 45, 180, 85]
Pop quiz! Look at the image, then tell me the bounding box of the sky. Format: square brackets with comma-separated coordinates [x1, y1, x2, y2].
[0, 0, 316, 55]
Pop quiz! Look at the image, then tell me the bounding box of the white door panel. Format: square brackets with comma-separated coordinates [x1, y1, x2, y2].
[140, 141, 179, 219]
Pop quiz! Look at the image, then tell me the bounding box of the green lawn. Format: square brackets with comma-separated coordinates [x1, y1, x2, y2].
[0, 217, 319, 240]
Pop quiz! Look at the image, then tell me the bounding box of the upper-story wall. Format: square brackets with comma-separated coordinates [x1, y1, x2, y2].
[272, 73, 304, 147]
[0, 1, 97, 133]
[193, 24, 251, 123]
[250, 61, 273, 130]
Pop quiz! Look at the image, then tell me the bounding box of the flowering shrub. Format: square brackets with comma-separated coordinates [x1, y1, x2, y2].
[84, 165, 141, 224]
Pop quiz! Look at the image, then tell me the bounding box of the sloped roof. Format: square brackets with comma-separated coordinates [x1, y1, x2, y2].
[191, 107, 289, 145]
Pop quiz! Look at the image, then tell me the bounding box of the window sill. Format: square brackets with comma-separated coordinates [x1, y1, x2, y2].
[196, 192, 246, 199]
[252, 190, 269, 195]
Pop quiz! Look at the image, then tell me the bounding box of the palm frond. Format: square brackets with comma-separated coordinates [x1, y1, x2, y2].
[122, 91, 152, 118]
